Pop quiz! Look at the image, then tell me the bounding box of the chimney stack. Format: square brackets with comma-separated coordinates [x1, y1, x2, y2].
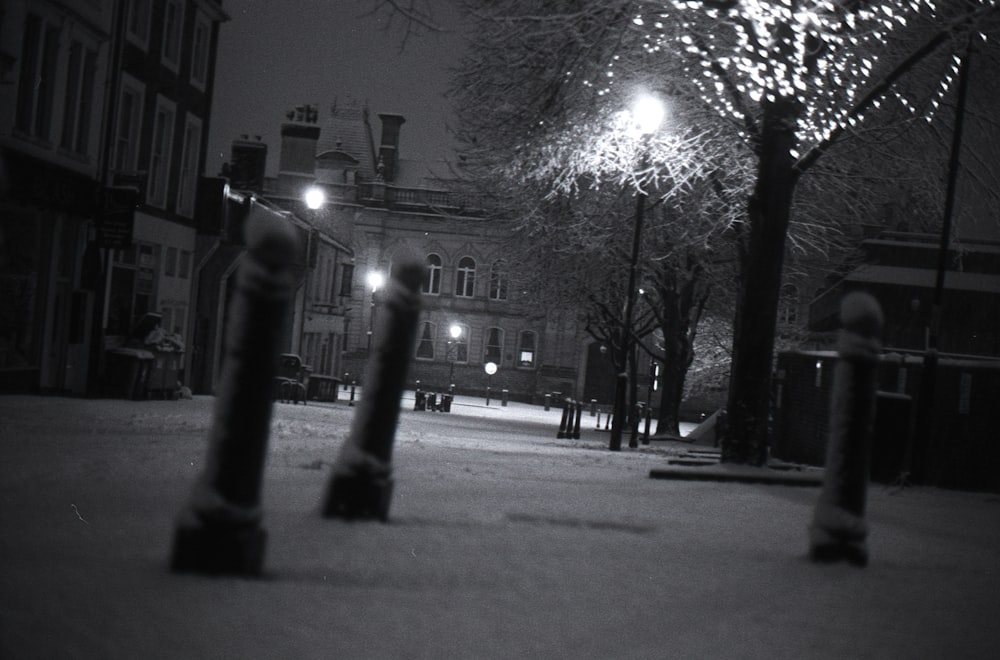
[279, 104, 321, 186]
[377, 113, 405, 182]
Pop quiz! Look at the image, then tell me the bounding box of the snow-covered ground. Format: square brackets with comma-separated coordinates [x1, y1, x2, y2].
[1, 394, 998, 659]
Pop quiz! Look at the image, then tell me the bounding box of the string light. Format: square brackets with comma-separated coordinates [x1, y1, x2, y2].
[586, 0, 996, 158]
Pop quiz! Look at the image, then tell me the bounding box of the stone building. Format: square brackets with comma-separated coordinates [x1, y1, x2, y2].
[0, 0, 229, 395]
[222, 100, 595, 403]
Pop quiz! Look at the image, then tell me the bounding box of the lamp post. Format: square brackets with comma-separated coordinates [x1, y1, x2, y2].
[367, 271, 384, 351]
[610, 93, 664, 452]
[448, 323, 462, 392]
[304, 185, 325, 210]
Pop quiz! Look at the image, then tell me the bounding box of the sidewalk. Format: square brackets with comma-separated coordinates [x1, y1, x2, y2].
[1, 394, 998, 659]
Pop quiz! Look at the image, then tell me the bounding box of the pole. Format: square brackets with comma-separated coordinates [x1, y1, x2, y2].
[911, 35, 973, 484]
[610, 152, 648, 451]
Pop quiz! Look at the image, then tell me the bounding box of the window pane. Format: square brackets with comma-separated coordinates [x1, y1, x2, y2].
[416, 322, 434, 359]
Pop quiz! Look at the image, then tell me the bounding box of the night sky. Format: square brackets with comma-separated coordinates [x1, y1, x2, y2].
[206, 0, 465, 178]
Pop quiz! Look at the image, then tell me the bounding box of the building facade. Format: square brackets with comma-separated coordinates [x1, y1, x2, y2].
[226, 100, 595, 403]
[0, 0, 229, 395]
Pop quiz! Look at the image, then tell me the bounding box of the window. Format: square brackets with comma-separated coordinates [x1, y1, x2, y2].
[113, 77, 144, 172]
[340, 264, 354, 297]
[127, 0, 152, 48]
[176, 115, 201, 217]
[416, 322, 435, 360]
[60, 42, 97, 155]
[423, 254, 441, 294]
[517, 331, 537, 368]
[178, 250, 191, 279]
[147, 97, 175, 208]
[455, 257, 476, 297]
[489, 259, 509, 301]
[448, 324, 469, 363]
[15, 15, 59, 140]
[161, 0, 183, 70]
[164, 247, 177, 277]
[190, 12, 211, 88]
[484, 327, 504, 364]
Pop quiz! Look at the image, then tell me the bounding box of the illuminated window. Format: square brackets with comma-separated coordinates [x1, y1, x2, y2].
[517, 331, 536, 368]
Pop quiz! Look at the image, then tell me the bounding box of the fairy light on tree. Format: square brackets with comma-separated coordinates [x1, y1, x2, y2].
[594, 0, 1000, 465]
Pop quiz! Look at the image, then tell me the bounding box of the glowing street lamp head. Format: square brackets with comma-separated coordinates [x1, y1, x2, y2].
[632, 94, 665, 135]
[304, 186, 325, 210]
[449, 324, 462, 339]
[367, 271, 384, 292]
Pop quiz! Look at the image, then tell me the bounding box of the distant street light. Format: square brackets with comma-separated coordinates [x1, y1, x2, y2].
[448, 324, 463, 391]
[610, 93, 664, 452]
[366, 271, 384, 350]
[304, 186, 325, 210]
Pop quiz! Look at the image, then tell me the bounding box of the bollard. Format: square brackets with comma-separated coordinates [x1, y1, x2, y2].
[544, 393, 551, 411]
[502, 388, 508, 406]
[322, 252, 424, 521]
[413, 388, 425, 411]
[596, 411, 602, 429]
[604, 412, 612, 431]
[171, 205, 298, 576]
[642, 404, 652, 445]
[486, 386, 491, 406]
[556, 400, 571, 439]
[629, 402, 642, 449]
[572, 400, 583, 439]
[590, 399, 597, 416]
[809, 292, 883, 567]
[348, 382, 356, 406]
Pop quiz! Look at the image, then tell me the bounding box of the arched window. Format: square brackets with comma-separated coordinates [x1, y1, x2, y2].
[416, 321, 435, 359]
[489, 259, 508, 301]
[423, 254, 441, 295]
[447, 323, 469, 363]
[455, 256, 476, 297]
[517, 331, 537, 368]
[484, 327, 504, 364]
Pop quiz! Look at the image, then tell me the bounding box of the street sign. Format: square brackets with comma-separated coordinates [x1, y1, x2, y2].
[484, 362, 497, 375]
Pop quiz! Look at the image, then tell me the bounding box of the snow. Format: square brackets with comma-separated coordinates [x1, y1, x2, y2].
[1, 393, 998, 658]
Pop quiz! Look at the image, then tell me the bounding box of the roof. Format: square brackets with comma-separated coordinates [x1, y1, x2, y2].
[845, 265, 1000, 294]
[314, 99, 376, 178]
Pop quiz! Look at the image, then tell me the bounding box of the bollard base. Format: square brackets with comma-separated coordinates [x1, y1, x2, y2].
[808, 519, 868, 567]
[322, 474, 394, 522]
[170, 520, 267, 576]
[808, 536, 868, 567]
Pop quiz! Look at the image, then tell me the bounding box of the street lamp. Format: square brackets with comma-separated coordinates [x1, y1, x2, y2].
[366, 271, 384, 350]
[448, 323, 462, 392]
[610, 93, 664, 452]
[304, 185, 325, 210]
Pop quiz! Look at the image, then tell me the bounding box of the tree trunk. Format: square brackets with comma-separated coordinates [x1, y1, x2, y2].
[722, 97, 800, 466]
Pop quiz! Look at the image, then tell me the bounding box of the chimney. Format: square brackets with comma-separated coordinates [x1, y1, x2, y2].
[377, 113, 405, 182]
[279, 106, 321, 184]
[229, 137, 268, 192]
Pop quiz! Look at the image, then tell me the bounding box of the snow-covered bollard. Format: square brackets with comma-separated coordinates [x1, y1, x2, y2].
[322, 252, 423, 521]
[170, 205, 298, 576]
[809, 292, 883, 567]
